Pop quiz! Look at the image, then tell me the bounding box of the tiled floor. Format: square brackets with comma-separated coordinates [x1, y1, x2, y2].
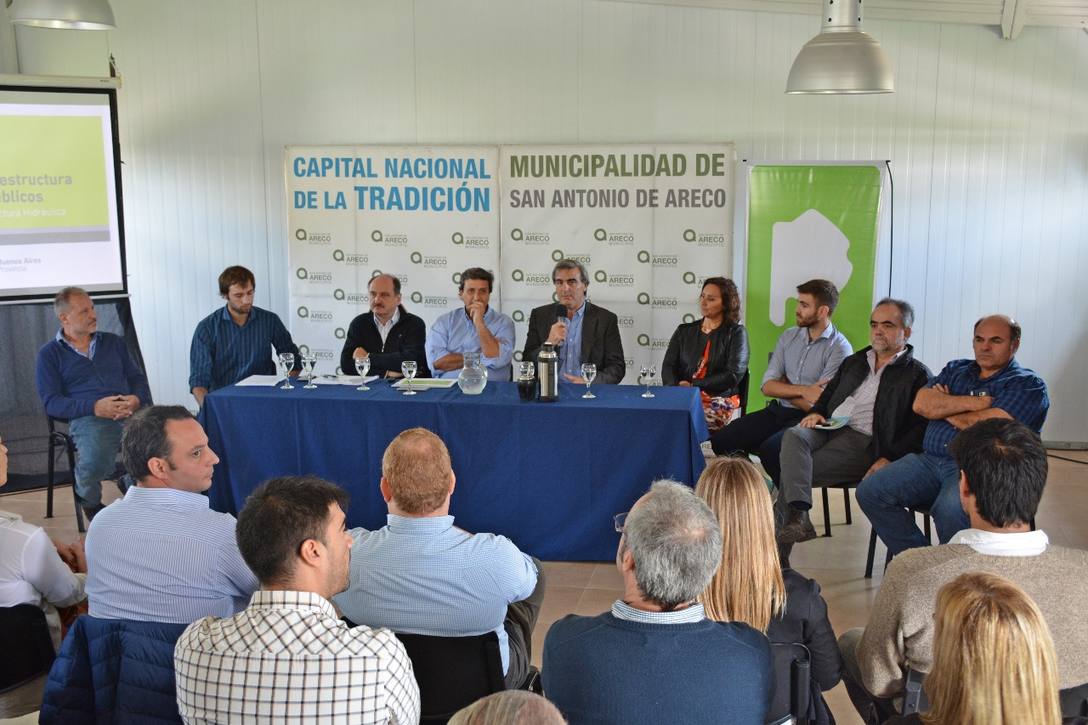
[4, 449, 1086, 725]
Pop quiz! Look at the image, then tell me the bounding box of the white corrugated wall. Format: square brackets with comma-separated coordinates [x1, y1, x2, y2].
[56, 0, 1087, 442]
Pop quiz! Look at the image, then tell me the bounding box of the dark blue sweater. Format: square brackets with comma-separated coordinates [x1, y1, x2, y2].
[36, 332, 152, 420]
[542, 612, 772, 725]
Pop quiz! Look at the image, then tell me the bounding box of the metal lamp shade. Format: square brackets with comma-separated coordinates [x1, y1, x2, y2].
[786, 0, 893, 94]
[786, 30, 894, 94]
[8, 0, 116, 29]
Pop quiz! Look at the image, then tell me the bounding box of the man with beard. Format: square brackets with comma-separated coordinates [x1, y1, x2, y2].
[776, 299, 931, 545]
[190, 265, 300, 407]
[709, 279, 852, 491]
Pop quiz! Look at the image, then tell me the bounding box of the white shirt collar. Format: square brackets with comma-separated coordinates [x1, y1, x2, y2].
[949, 528, 1049, 556]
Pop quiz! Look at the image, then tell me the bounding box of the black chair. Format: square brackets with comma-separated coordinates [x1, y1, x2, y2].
[394, 632, 539, 725]
[46, 416, 85, 534]
[901, 666, 929, 715]
[0, 604, 56, 693]
[738, 369, 751, 415]
[766, 642, 812, 725]
[1060, 681, 1088, 719]
[865, 508, 934, 579]
[818, 481, 856, 538]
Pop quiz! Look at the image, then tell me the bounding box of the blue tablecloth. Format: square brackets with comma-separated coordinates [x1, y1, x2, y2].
[201, 380, 709, 561]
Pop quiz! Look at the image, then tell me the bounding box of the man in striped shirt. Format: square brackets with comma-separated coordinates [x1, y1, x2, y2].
[175, 476, 420, 725]
[189, 265, 300, 406]
[85, 406, 258, 622]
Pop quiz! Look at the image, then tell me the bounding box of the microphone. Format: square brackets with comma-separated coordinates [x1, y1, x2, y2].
[555, 303, 567, 321]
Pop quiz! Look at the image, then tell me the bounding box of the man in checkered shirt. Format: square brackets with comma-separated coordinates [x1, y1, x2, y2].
[174, 476, 420, 724]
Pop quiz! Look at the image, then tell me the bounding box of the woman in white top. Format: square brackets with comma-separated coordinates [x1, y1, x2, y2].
[0, 436, 88, 718]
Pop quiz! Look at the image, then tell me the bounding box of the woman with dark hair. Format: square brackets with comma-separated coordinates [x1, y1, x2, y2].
[662, 277, 750, 431]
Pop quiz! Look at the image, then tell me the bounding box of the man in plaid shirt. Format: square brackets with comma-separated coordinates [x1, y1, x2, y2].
[174, 476, 420, 724]
[857, 314, 1049, 559]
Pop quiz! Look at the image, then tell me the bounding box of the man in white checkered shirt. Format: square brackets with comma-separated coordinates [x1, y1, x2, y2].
[174, 475, 420, 724]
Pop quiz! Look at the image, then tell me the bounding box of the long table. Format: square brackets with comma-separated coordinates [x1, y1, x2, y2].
[201, 379, 709, 561]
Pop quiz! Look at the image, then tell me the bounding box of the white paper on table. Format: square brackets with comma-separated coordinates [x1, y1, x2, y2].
[234, 375, 282, 387]
[391, 378, 458, 389]
[314, 375, 379, 386]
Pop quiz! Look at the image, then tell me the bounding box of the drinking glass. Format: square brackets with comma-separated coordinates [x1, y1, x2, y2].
[581, 362, 597, 399]
[302, 355, 318, 389]
[354, 355, 371, 391]
[640, 364, 656, 398]
[401, 360, 418, 395]
[278, 352, 295, 390]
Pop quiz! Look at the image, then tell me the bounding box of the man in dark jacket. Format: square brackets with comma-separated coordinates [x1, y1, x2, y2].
[522, 259, 625, 384]
[777, 299, 931, 545]
[339, 273, 431, 379]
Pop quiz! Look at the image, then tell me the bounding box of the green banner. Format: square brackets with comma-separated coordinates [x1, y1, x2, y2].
[744, 165, 881, 408]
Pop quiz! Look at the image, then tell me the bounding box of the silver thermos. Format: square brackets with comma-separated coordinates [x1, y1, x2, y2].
[537, 342, 559, 402]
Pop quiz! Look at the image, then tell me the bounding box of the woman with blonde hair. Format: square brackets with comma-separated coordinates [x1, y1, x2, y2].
[695, 456, 841, 724]
[887, 571, 1065, 725]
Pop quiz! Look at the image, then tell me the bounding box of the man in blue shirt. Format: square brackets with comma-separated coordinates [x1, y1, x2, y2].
[522, 259, 625, 384]
[86, 405, 258, 622]
[710, 279, 853, 487]
[426, 268, 515, 381]
[189, 265, 299, 406]
[334, 428, 542, 689]
[542, 480, 772, 725]
[35, 287, 152, 520]
[857, 314, 1049, 558]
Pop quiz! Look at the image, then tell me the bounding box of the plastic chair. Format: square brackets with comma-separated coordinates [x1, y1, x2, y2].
[766, 642, 812, 725]
[0, 604, 55, 693]
[394, 631, 538, 725]
[46, 417, 84, 534]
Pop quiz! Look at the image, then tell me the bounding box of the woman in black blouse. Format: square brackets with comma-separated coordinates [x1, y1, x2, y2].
[662, 276, 749, 431]
[695, 457, 842, 725]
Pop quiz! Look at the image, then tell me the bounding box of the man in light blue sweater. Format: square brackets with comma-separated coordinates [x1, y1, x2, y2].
[542, 480, 772, 725]
[35, 287, 151, 520]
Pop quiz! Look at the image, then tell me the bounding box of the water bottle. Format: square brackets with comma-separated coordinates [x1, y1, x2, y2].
[457, 351, 488, 395]
[537, 343, 559, 402]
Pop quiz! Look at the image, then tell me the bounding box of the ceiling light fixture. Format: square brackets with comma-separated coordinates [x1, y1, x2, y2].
[7, 0, 116, 30]
[786, 0, 893, 94]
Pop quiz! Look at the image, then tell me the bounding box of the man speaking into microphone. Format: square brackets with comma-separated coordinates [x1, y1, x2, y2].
[522, 259, 626, 384]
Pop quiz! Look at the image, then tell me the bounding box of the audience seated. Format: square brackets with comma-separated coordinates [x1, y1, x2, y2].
[542, 480, 772, 725]
[885, 572, 1064, 725]
[840, 419, 1088, 724]
[449, 690, 566, 725]
[0, 436, 87, 719]
[334, 427, 543, 689]
[695, 457, 841, 724]
[661, 276, 750, 432]
[174, 475, 419, 724]
[85, 406, 257, 622]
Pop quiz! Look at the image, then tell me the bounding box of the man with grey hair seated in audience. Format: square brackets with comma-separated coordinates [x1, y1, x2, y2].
[449, 691, 565, 725]
[542, 480, 772, 725]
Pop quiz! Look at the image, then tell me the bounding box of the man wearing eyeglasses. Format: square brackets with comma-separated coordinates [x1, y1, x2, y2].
[542, 480, 773, 725]
[522, 259, 626, 384]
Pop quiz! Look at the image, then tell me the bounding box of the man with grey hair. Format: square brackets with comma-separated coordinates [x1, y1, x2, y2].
[522, 259, 625, 384]
[35, 287, 151, 520]
[776, 299, 931, 546]
[542, 480, 772, 725]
